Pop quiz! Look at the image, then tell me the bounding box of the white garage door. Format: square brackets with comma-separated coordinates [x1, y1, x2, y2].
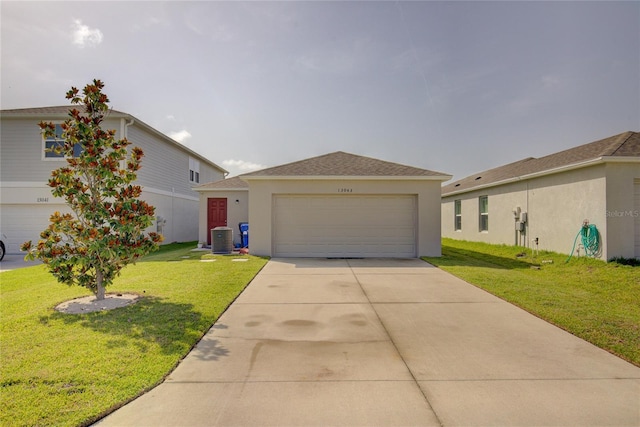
[0, 204, 66, 253]
[273, 195, 417, 258]
[635, 180, 640, 259]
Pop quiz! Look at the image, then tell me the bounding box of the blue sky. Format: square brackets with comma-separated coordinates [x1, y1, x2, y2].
[1, 1, 638, 180]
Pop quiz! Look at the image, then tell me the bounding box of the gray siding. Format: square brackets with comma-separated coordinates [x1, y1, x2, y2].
[1, 118, 52, 182]
[0, 116, 223, 198]
[127, 125, 224, 198]
[129, 125, 191, 194]
[1, 112, 225, 249]
[0, 117, 123, 183]
[198, 162, 225, 188]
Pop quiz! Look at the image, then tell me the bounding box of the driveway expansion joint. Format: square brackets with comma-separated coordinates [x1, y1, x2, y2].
[347, 259, 446, 427]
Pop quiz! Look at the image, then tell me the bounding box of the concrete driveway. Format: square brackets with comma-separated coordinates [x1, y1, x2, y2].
[97, 258, 640, 426]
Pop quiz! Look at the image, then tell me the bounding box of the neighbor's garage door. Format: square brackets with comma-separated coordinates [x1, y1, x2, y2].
[1, 204, 66, 253]
[273, 195, 417, 258]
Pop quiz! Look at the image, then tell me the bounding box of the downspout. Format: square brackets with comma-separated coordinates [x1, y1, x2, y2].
[120, 117, 135, 171]
[122, 117, 135, 139]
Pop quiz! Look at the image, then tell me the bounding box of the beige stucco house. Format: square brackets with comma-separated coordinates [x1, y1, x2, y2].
[0, 106, 227, 253]
[441, 131, 640, 260]
[197, 151, 451, 258]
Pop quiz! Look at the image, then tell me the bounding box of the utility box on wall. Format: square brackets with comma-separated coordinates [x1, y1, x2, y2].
[212, 227, 233, 254]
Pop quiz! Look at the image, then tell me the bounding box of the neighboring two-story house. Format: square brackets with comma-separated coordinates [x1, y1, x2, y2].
[0, 106, 227, 253]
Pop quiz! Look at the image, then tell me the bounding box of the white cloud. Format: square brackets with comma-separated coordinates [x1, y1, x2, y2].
[168, 129, 192, 143]
[222, 159, 266, 172]
[72, 19, 103, 48]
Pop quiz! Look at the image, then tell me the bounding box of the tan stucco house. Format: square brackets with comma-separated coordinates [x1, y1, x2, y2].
[441, 131, 640, 260]
[197, 151, 451, 258]
[0, 106, 227, 253]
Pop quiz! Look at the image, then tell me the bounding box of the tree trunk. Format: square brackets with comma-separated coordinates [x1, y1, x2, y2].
[96, 270, 105, 300]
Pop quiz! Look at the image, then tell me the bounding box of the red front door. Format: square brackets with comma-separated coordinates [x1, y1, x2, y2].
[207, 198, 228, 245]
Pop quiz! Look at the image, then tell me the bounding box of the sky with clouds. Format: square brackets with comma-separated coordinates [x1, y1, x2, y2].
[1, 1, 638, 180]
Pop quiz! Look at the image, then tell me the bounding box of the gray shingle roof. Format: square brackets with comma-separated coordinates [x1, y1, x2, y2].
[442, 131, 640, 195]
[194, 176, 248, 190]
[240, 151, 450, 178]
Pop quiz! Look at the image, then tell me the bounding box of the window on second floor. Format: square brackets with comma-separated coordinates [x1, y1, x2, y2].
[479, 195, 488, 232]
[43, 124, 83, 160]
[454, 199, 462, 231]
[189, 157, 200, 183]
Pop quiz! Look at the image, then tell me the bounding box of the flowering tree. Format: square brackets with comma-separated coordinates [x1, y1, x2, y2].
[22, 79, 163, 300]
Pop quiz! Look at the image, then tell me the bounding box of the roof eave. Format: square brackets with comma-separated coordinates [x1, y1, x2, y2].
[442, 157, 614, 197]
[192, 187, 248, 192]
[240, 175, 452, 182]
[1, 108, 130, 120]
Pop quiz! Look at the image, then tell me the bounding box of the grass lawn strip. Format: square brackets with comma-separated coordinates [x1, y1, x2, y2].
[1, 242, 268, 427]
[424, 238, 640, 368]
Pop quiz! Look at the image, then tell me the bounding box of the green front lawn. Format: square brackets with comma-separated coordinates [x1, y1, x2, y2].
[1, 243, 268, 427]
[424, 238, 640, 367]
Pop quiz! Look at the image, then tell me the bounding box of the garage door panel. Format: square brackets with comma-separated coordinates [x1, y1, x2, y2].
[273, 195, 417, 258]
[0, 204, 68, 253]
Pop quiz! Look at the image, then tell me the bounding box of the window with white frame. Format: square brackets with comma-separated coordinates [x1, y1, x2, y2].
[454, 199, 462, 231]
[479, 195, 488, 232]
[42, 124, 82, 160]
[189, 157, 200, 183]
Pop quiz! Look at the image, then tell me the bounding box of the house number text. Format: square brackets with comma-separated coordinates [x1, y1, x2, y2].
[37, 197, 49, 203]
[337, 188, 353, 193]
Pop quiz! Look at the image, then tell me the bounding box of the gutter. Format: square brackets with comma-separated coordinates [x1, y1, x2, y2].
[192, 187, 249, 193]
[240, 175, 453, 182]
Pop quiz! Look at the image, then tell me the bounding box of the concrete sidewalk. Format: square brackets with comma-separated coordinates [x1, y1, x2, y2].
[96, 258, 640, 426]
